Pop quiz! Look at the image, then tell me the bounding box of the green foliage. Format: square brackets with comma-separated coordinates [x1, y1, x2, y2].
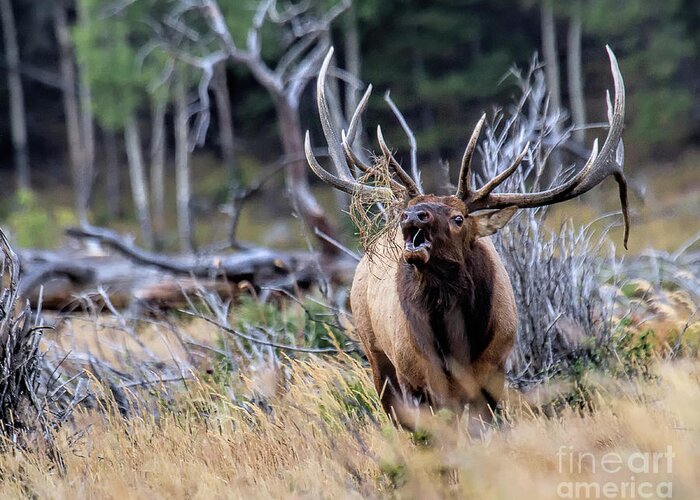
[321, 375, 380, 424]
[546, 317, 661, 414]
[409, 428, 434, 447]
[345, 0, 700, 161]
[230, 295, 350, 350]
[5, 190, 77, 248]
[360, 0, 531, 155]
[8, 0, 700, 202]
[611, 326, 657, 379]
[219, 0, 267, 49]
[583, 0, 695, 153]
[629, 87, 693, 150]
[667, 323, 700, 357]
[378, 458, 407, 488]
[72, 0, 172, 129]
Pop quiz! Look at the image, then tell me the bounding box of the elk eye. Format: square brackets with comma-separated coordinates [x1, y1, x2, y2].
[452, 215, 464, 226]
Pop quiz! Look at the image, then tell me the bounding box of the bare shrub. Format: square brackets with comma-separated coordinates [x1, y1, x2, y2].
[0, 229, 73, 463]
[474, 59, 620, 386]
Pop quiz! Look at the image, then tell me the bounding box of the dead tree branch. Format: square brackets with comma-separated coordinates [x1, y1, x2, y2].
[65, 224, 312, 282]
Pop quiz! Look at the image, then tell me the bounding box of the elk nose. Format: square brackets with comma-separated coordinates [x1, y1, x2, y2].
[401, 209, 431, 226]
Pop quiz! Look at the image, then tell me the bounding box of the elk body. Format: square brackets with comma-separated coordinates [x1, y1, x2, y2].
[306, 48, 628, 431]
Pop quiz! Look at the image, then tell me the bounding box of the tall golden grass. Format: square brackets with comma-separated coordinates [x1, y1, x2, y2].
[1, 351, 698, 499]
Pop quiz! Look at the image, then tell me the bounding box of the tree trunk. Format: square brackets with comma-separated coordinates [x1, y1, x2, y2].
[567, 0, 586, 144]
[212, 63, 243, 247]
[150, 99, 167, 249]
[541, 0, 562, 112]
[124, 115, 154, 249]
[0, 0, 29, 190]
[276, 98, 338, 256]
[340, 9, 368, 211]
[53, 2, 89, 224]
[102, 128, 121, 219]
[76, 0, 95, 214]
[540, 0, 563, 177]
[212, 62, 236, 177]
[174, 73, 193, 254]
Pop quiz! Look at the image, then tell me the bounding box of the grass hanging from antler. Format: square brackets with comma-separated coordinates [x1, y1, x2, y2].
[348, 154, 407, 260]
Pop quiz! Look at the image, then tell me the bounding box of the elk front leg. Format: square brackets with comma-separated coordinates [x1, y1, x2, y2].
[366, 349, 402, 418]
[465, 360, 507, 435]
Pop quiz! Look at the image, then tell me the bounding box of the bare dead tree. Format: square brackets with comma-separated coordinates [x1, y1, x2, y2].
[64, 224, 317, 284]
[475, 57, 626, 385]
[0, 229, 44, 441]
[160, 0, 350, 256]
[0, 229, 74, 468]
[0, 0, 30, 190]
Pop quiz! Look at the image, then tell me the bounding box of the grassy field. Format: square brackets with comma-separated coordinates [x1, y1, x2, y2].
[0, 257, 697, 498]
[0, 149, 697, 499]
[0, 351, 698, 499]
[3, 282, 698, 499]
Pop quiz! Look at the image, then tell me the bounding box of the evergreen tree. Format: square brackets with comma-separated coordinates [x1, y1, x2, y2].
[583, 0, 694, 155]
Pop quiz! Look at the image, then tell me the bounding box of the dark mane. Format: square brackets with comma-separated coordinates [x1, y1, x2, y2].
[397, 240, 495, 365]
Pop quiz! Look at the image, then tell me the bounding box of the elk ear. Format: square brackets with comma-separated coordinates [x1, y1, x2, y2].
[473, 206, 518, 238]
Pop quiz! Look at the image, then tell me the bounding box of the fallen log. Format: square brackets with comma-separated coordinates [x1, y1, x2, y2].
[16, 225, 357, 311]
[65, 225, 311, 280]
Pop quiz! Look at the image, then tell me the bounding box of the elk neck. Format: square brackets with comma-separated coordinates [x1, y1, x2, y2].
[396, 240, 496, 364]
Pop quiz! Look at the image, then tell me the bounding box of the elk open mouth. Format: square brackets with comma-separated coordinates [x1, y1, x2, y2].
[402, 226, 432, 264]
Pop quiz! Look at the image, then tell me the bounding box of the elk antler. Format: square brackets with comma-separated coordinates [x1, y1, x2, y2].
[305, 48, 420, 200]
[456, 113, 486, 200]
[457, 46, 629, 248]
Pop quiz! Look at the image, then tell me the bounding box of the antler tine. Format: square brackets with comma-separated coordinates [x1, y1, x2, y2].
[376, 125, 420, 197]
[305, 132, 390, 197]
[345, 84, 373, 147]
[456, 114, 487, 200]
[471, 142, 530, 200]
[466, 47, 630, 248]
[566, 46, 625, 197]
[343, 130, 406, 193]
[315, 47, 354, 182]
[305, 48, 393, 199]
[341, 129, 372, 173]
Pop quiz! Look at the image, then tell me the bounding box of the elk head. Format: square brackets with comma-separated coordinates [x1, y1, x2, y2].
[399, 195, 517, 267]
[305, 47, 630, 256]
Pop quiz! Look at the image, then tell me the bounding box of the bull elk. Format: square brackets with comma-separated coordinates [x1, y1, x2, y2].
[305, 47, 628, 431]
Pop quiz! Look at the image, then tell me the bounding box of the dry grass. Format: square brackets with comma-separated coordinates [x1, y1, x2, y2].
[1, 349, 698, 499]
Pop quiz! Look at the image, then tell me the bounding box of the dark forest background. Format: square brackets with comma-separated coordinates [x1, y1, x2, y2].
[1, 0, 698, 252]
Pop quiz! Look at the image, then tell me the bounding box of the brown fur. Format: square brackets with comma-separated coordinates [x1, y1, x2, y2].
[350, 195, 517, 431]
